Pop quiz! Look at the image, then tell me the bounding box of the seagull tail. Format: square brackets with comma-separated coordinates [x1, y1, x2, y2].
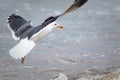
[9, 38, 36, 60]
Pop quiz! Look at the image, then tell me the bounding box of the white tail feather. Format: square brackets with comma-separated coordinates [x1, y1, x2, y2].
[9, 38, 35, 59]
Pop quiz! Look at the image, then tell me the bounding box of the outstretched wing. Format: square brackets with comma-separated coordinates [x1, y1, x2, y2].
[8, 14, 27, 32]
[58, 0, 88, 17]
[7, 14, 33, 40]
[8, 14, 36, 64]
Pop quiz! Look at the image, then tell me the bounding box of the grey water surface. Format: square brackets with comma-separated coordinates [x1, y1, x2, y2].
[0, 0, 120, 80]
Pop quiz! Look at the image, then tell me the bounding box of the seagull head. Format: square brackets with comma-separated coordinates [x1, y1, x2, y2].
[47, 21, 64, 29]
[54, 22, 64, 29]
[43, 16, 64, 29]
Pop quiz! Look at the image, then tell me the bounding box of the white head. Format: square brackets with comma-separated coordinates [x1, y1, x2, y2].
[48, 21, 64, 30]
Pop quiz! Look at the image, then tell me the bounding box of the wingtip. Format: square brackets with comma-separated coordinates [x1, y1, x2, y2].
[8, 13, 16, 18]
[7, 13, 18, 23]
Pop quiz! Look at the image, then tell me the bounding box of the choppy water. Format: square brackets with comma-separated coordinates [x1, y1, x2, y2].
[0, 0, 120, 80]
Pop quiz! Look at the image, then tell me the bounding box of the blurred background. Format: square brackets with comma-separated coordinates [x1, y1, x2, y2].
[0, 0, 120, 80]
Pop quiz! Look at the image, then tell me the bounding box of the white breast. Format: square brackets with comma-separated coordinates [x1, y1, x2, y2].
[31, 22, 55, 42]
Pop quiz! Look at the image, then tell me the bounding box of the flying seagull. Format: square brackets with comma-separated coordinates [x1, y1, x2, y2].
[7, 0, 88, 64]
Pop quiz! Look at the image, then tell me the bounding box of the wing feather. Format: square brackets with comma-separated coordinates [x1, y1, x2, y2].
[7, 14, 33, 40]
[8, 14, 27, 32]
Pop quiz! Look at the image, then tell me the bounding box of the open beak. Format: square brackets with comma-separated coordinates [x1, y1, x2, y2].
[57, 25, 64, 29]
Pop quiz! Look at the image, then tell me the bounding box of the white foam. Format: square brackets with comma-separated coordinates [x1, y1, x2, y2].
[50, 73, 68, 80]
[56, 73, 68, 80]
[9, 38, 35, 59]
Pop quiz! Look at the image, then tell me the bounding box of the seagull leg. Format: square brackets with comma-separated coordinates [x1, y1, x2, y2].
[21, 57, 25, 64]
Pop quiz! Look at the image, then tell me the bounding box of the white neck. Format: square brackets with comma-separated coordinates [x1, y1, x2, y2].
[31, 22, 56, 41]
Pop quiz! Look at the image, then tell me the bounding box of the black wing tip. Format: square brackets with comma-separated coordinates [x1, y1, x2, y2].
[7, 13, 21, 23]
[8, 13, 16, 22]
[8, 13, 16, 18]
[8, 13, 22, 19]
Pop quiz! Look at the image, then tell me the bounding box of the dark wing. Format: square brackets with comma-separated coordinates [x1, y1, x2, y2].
[15, 21, 33, 37]
[58, 0, 88, 17]
[8, 14, 27, 32]
[21, 16, 58, 40]
[7, 14, 33, 40]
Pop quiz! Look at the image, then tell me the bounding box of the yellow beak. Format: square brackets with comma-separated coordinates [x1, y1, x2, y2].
[57, 25, 64, 28]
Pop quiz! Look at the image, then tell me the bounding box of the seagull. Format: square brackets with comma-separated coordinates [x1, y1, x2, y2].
[7, 0, 88, 64]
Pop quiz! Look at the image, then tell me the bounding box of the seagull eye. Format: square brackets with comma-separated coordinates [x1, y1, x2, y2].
[55, 23, 57, 25]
